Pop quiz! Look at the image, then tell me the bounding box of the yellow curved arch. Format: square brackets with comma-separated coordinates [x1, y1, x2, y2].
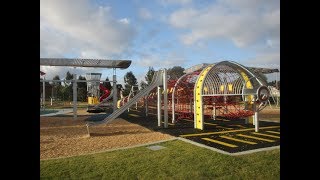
[194, 64, 214, 130]
[240, 71, 254, 123]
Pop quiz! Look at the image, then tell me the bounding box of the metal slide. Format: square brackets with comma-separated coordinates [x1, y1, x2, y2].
[87, 70, 163, 126]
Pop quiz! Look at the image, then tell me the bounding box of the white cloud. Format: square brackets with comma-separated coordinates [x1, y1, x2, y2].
[168, 8, 198, 28]
[168, 0, 279, 48]
[159, 0, 192, 5]
[243, 52, 280, 68]
[41, 0, 134, 56]
[119, 18, 130, 25]
[139, 8, 153, 20]
[135, 53, 186, 68]
[40, 0, 135, 80]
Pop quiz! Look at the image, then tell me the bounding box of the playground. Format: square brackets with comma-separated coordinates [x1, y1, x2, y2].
[40, 58, 280, 156]
[40, 58, 280, 157]
[40, 58, 280, 178]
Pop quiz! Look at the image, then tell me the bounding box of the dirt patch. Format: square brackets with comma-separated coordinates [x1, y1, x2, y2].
[40, 109, 174, 159]
[259, 106, 280, 121]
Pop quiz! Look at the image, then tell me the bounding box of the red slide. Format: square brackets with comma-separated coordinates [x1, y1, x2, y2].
[99, 84, 111, 102]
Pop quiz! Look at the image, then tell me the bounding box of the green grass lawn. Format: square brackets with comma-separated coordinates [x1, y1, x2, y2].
[40, 140, 280, 179]
[40, 109, 59, 115]
[41, 101, 89, 109]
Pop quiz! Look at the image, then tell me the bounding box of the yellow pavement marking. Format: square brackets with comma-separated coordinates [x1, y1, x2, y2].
[220, 135, 257, 145]
[252, 132, 280, 139]
[180, 119, 194, 122]
[218, 119, 230, 122]
[237, 134, 275, 142]
[180, 126, 280, 137]
[216, 126, 234, 130]
[148, 113, 157, 116]
[204, 122, 218, 126]
[229, 125, 246, 128]
[128, 114, 140, 117]
[212, 118, 230, 122]
[161, 122, 174, 125]
[266, 131, 280, 134]
[202, 138, 238, 148]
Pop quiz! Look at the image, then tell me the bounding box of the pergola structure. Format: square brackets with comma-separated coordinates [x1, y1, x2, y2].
[40, 58, 131, 119]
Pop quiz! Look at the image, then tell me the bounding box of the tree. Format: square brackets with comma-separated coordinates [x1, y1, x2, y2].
[140, 80, 148, 90]
[53, 75, 61, 86]
[52, 75, 62, 99]
[123, 71, 137, 96]
[102, 77, 112, 90]
[276, 81, 280, 90]
[145, 67, 155, 85]
[255, 72, 268, 84]
[267, 80, 277, 87]
[40, 78, 51, 99]
[167, 66, 185, 80]
[64, 71, 74, 86]
[62, 71, 74, 101]
[77, 75, 87, 102]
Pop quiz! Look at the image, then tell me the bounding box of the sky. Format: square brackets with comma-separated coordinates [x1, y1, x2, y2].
[40, 0, 280, 86]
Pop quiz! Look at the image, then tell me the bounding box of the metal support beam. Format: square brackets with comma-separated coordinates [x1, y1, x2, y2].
[51, 85, 54, 106]
[213, 103, 216, 120]
[40, 79, 112, 83]
[113, 68, 117, 112]
[254, 100, 259, 132]
[172, 93, 175, 123]
[40, 58, 131, 69]
[145, 96, 148, 117]
[73, 73, 77, 119]
[157, 86, 161, 127]
[42, 76, 45, 109]
[163, 69, 168, 128]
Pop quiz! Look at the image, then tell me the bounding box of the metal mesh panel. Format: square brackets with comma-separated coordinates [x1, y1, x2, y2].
[202, 61, 267, 96]
[202, 65, 244, 96]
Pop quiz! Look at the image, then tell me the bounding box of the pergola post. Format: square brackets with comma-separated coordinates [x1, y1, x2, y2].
[42, 75, 45, 109]
[163, 69, 168, 128]
[157, 86, 162, 127]
[254, 98, 259, 132]
[145, 96, 148, 117]
[73, 73, 77, 119]
[113, 68, 117, 112]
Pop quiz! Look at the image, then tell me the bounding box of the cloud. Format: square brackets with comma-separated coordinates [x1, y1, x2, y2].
[168, 0, 279, 48]
[41, 0, 135, 56]
[243, 52, 280, 68]
[139, 8, 153, 20]
[135, 53, 187, 68]
[119, 18, 130, 25]
[159, 0, 192, 5]
[40, 0, 135, 80]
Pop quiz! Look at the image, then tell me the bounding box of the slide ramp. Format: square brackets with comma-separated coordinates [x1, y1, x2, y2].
[87, 70, 163, 126]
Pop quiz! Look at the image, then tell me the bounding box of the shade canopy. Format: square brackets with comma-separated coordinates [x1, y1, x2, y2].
[40, 58, 131, 69]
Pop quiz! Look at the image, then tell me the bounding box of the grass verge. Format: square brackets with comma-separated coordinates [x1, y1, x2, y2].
[40, 140, 280, 179]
